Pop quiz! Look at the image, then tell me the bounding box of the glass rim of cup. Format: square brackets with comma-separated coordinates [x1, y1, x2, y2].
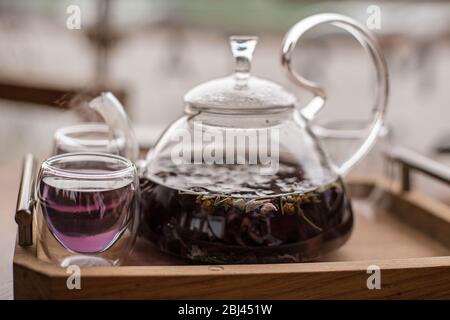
[41, 152, 136, 180]
[54, 123, 126, 149]
[314, 120, 389, 140]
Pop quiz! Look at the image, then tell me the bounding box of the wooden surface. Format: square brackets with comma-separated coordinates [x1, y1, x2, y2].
[13, 180, 450, 299]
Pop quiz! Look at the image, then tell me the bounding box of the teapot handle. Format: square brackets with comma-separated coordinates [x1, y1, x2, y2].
[281, 13, 389, 175]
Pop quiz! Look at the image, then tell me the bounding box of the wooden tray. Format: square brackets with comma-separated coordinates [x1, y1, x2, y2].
[13, 151, 450, 299]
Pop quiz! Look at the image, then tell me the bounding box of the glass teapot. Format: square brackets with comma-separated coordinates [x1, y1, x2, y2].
[93, 14, 389, 263]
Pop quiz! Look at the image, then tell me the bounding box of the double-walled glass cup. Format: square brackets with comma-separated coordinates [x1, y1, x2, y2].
[53, 92, 139, 161]
[316, 120, 391, 179]
[53, 123, 127, 156]
[36, 153, 139, 267]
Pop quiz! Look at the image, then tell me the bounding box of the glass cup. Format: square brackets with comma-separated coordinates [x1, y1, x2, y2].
[316, 120, 392, 218]
[53, 123, 127, 157]
[316, 120, 391, 181]
[36, 152, 139, 267]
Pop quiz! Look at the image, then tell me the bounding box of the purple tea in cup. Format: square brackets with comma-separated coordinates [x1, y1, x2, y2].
[39, 172, 135, 253]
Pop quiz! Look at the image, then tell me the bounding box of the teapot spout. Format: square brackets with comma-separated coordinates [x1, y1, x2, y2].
[89, 92, 139, 161]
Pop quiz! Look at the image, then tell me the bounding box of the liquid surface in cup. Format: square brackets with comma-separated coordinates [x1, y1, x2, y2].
[140, 161, 353, 263]
[39, 174, 135, 253]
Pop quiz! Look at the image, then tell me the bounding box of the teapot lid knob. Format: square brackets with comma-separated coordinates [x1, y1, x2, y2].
[183, 35, 296, 113]
[230, 36, 258, 80]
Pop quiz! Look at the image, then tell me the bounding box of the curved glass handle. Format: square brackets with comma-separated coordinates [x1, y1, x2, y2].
[281, 13, 389, 175]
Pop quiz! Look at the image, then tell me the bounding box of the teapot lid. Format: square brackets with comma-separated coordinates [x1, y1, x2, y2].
[184, 36, 297, 114]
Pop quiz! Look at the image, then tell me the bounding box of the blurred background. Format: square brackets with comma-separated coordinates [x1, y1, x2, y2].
[0, 0, 449, 181]
[0, 0, 449, 299]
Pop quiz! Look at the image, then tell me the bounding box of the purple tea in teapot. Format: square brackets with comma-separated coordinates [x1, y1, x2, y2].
[140, 160, 352, 263]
